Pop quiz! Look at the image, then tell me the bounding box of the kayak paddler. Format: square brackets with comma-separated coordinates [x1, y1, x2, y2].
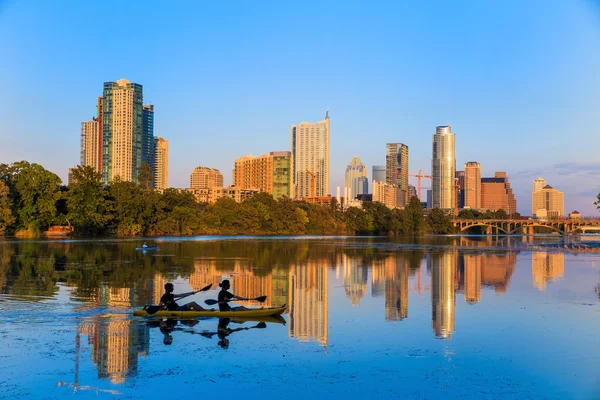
[159, 282, 208, 311]
[217, 279, 252, 312]
[142, 241, 148, 249]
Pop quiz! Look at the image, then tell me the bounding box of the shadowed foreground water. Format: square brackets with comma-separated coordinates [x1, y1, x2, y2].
[0, 236, 598, 399]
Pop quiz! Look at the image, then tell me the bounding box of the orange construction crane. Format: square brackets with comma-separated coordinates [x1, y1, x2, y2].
[408, 169, 432, 201]
[306, 170, 316, 197]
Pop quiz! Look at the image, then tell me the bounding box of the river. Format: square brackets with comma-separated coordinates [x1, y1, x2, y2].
[0, 236, 598, 399]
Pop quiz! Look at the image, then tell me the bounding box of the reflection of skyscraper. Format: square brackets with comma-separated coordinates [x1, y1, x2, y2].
[289, 262, 328, 346]
[99, 284, 132, 308]
[370, 259, 387, 297]
[341, 254, 368, 306]
[480, 253, 516, 293]
[463, 254, 481, 303]
[532, 252, 565, 290]
[271, 268, 289, 306]
[190, 259, 273, 306]
[82, 317, 148, 384]
[153, 273, 168, 304]
[431, 252, 456, 339]
[385, 257, 409, 321]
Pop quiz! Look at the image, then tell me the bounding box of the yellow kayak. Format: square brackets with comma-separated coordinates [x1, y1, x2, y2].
[133, 305, 287, 319]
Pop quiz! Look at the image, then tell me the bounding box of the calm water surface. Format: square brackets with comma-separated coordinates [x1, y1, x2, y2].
[0, 236, 598, 399]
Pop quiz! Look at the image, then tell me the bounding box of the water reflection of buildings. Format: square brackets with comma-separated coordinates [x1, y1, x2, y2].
[463, 254, 481, 303]
[372, 256, 409, 320]
[532, 252, 565, 290]
[431, 252, 456, 339]
[289, 262, 328, 346]
[78, 284, 149, 384]
[341, 254, 368, 306]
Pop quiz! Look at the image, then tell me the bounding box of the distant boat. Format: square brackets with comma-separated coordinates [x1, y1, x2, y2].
[136, 246, 160, 251]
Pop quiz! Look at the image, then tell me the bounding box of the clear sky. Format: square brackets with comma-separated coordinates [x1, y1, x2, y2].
[1, 0, 599, 215]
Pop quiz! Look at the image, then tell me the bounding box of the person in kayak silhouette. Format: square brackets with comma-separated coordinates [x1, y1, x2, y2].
[160, 282, 207, 311]
[142, 241, 148, 249]
[216, 318, 267, 349]
[217, 279, 251, 312]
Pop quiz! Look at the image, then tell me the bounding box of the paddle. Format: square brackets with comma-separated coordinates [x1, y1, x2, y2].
[204, 295, 267, 306]
[144, 284, 212, 315]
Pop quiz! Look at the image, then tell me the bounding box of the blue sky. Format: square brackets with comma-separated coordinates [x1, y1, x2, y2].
[1, 0, 599, 215]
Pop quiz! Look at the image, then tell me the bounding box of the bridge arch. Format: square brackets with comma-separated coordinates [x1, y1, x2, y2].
[459, 223, 509, 234]
[508, 224, 565, 235]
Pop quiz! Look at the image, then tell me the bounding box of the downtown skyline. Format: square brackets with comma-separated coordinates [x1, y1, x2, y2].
[1, 1, 600, 215]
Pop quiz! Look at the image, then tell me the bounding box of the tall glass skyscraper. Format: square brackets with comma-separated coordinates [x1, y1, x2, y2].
[372, 165, 386, 184]
[432, 126, 456, 210]
[291, 112, 330, 198]
[101, 79, 144, 183]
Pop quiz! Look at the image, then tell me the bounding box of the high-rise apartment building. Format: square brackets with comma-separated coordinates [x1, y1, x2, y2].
[233, 152, 293, 199]
[372, 165, 386, 184]
[432, 126, 456, 210]
[190, 166, 223, 189]
[481, 172, 517, 215]
[153, 137, 168, 190]
[372, 181, 402, 209]
[532, 180, 564, 218]
[344, 156, 368, 200]
[386, 143, 409, 207]
[80, 120, 101, 172]
[291, 112, 330, 198]
[464, 161, 481, 209]
[101, 79, 143, 183]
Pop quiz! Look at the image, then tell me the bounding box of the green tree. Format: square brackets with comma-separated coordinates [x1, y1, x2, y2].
[136, 162, 154, 190]
[10, 161, 62, 232]
[403, 196, 426, 234]
[0, 180, 16, 235]
[426, 208, 456, 234]
[66, 166, 113, 234]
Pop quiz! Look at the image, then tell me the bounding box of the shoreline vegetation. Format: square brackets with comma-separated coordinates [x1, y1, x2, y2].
[0, 162, 458, 238]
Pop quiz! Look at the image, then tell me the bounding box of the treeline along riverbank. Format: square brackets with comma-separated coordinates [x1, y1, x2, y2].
[0, 162, 457, 237]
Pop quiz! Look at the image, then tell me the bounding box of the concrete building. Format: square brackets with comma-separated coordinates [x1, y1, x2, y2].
[233, 151, 293, 199]
[464, 162, 481, 209]
[291, 112, 330, 198]
[432, 126, 456, 210]
[190, 166, 223, 189]
[344, 156, 368, 200]
[372, 181, 402, 209]
[569, 210, 582, 219]
[533, 177, 547, 194]
[80, 120, 101, 172]
[372, 165, 386, 184]
[153, 137, 168, 190]
[481, 172, 517, 215]
[386, 143, 409, 207]
[532, 181, 564, 218]
[186, 186, 258, 204]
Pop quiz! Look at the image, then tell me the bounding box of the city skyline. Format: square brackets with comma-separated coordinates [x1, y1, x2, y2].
[1, 1, 600, 215]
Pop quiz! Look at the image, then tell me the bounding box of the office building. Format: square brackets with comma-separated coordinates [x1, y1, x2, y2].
[190, 166, 223, 189]
[481, 172, 517, 215]
[432, 126, 456, 210]
[344, 156, 368, 200]
[291, 112, 330, 198]
[533, 177, 547, 194]
[455, 170, 465, 209]
[142, 104, 154, 172]
[372, 165, 386, 184]
[386, 143, 409, 207]
[233, 151, 293, 199]
[153, 137, 168, 190]
[464, 162, 481, 209]
[532, 181, 564, 218]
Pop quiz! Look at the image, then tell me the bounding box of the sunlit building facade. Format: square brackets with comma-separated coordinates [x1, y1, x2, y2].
[386, 143, 409, 207]
[153, 137, 168, 190]
[344, 156, 368, 200]
[432, 126, 456, 210]
[233, 151, 293, 199]
[481, 172, 517, 215]
[464, 161, 481, 209]
[291, 112, 330, 198]
[190, 166, 223, 189]
[532, 180, 564, 218]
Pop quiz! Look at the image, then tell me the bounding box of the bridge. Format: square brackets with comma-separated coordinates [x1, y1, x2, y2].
[453, 219, 600, 235]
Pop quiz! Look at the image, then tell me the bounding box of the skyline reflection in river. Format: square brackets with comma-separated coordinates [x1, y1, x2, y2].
[0, 236, 597, 399]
